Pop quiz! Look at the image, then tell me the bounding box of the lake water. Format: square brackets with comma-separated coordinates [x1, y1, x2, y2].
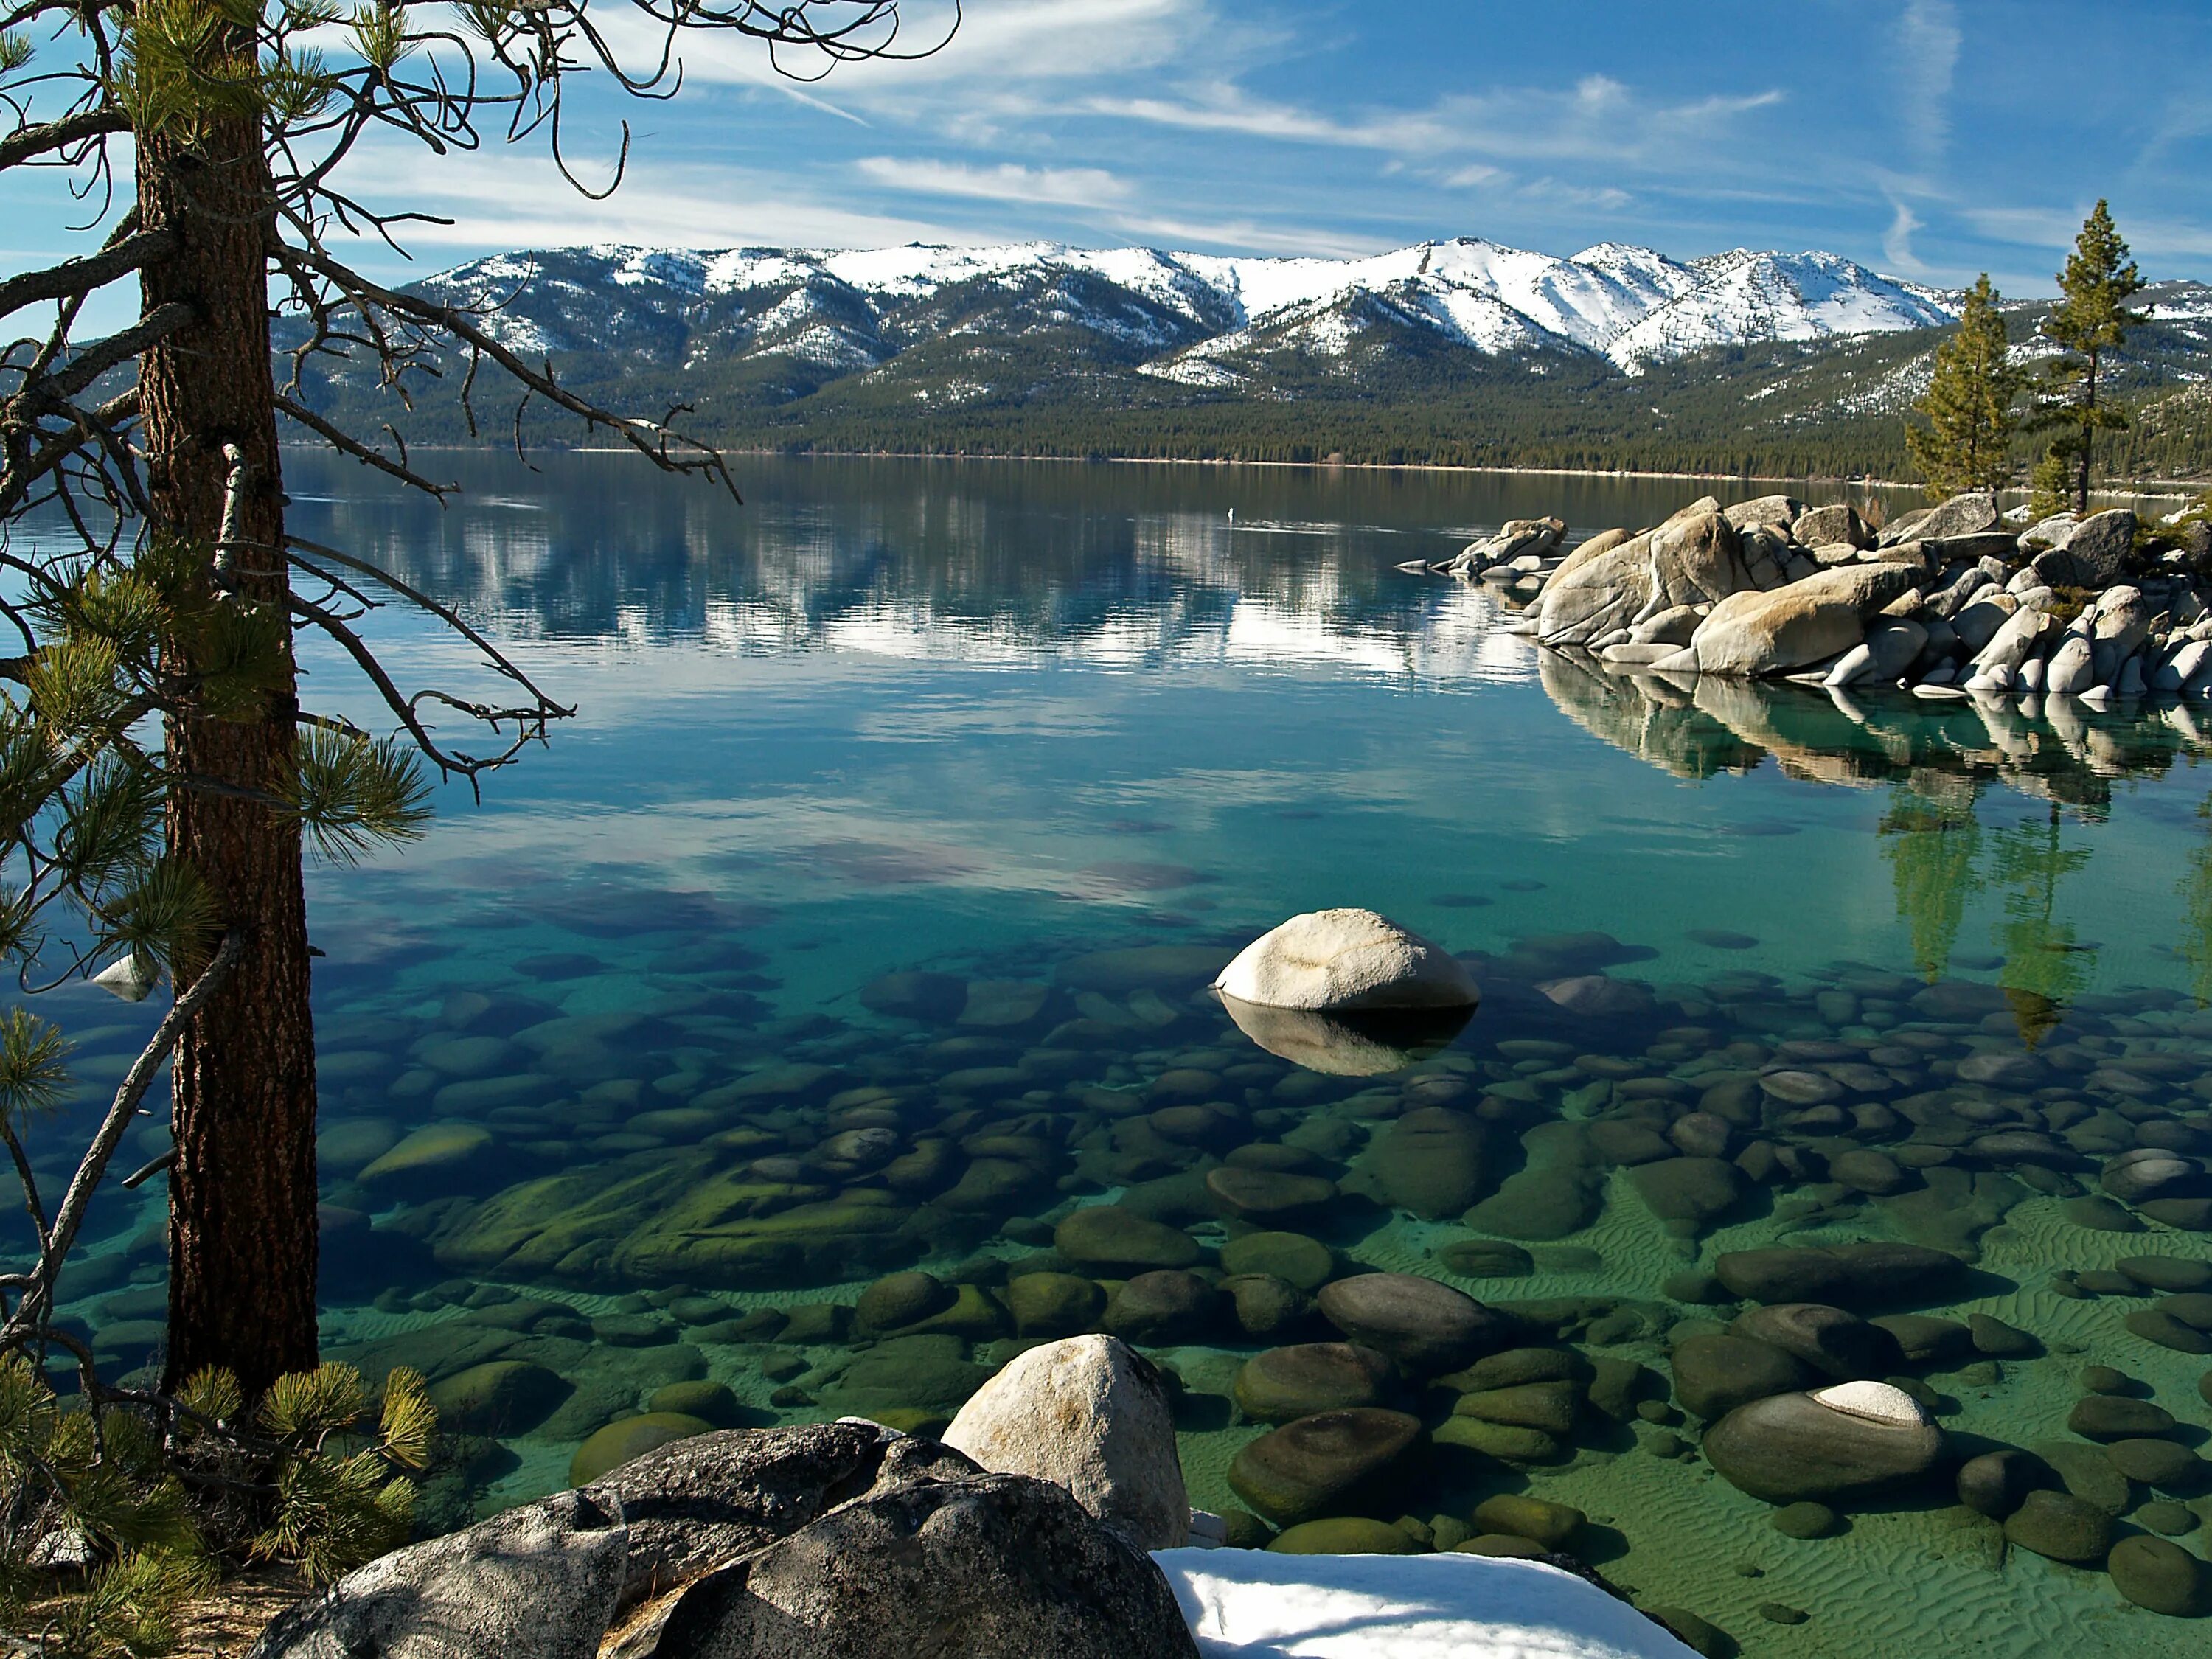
[40, 454, 2212, 1655]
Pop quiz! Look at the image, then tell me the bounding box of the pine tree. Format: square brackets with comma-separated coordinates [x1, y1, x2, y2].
[0, 1, 936, 1400]
[2034, 201, 2148, 514]
[1906, 275, 2020, 498]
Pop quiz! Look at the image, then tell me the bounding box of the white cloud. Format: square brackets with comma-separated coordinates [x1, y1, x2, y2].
[855, 156, 1133, 208]
[1882, 197, 1927, 275]
[1894, 0, 1962, 166]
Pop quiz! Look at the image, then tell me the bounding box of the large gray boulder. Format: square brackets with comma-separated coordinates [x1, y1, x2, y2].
[1537, 501, 1756, 647]
[1672, 563, 1919, 677]
[1214, 909, 1477, 1012]
[584, 1421, 967, 1611]
[1793, 503, 1872, 550]
[1704, 1382, 1944, 1503]
[614, 1472, 1200, 1659]
[248, 1491, 627, 1659]
[1913, 491, 2001, 542]
[1724, 495, 1802, 531]
[943, 1335, 1189, 1551]
[2030, 508, 2136, 589]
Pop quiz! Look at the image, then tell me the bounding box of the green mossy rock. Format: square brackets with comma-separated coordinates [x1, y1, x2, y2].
[1432, 1417, 1561, 1463]
[1436, 1240, 1535, 1279]
[1472, 1493, 1585, 1548]
[2002, 1489, 2112, 1563]
[318, 1118, 398, 1176]
[1054, 1206, 1201, 1272]
[326, 1321, 519, 1387]
[1453, 1381, 1581, 1436]
[1454, 1534, 1549, 1559]
[856, 1270, 955, 1333]
[1770, 1501, 1837, 1539]
[646, 1381, 748, 1427]
[615, 1184, 913, 1287]
[359, 1123, 497, 1190]
[567, 1411, 714, 1486]
[427, 1361, 568, 1436]
[2108, 1535, 2212, 1617]
[1004, 1272, 1106, 1337]
[819, 1334, 990, 1417]
[1361, 1108, 1489, 1220]
[1266, 1517, 1425, 1555]
[1234, 1344, 1396, 1424]
[1220, 1231, 1335, 1293]
[1228, 1408, 1422, 1526]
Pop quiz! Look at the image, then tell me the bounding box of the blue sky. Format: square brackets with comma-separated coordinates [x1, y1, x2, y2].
[9, 0, 2212, 301]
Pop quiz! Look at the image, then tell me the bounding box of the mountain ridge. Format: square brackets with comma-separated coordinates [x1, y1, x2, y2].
[422, 234, 1963, 379]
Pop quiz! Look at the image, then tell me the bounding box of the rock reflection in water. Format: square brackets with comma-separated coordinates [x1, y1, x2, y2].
[1216, 994, 1476, 1076]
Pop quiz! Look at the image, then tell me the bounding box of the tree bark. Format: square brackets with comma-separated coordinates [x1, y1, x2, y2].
[2076, 349, 2098, 517]
[137, 90, 319, 1398]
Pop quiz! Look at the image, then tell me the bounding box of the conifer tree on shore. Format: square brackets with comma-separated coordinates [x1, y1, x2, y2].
[2034, 201, 2147, 515]
[1906, 274, 2020, 498]
[0, 1, 943, 1402]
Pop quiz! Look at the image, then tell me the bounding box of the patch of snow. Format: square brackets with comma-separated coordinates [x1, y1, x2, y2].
[1153, 1548, 1697, 1659]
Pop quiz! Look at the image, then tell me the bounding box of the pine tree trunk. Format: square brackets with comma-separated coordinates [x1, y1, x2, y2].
[137, 95, 320, 1399]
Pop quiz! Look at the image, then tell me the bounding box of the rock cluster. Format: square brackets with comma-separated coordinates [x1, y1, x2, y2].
[1453, 490, 2212, 697]
[252, 1357, 1203, 1659]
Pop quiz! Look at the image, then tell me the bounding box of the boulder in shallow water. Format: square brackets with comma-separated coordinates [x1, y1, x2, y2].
[1360, 1107, 1491, 1220]
[1712, 1242, 1966, 1308]
[1227, 1408, 1423, 1526]
[1703, 1382, 1943, 1503]
[2002, 1489, 2113, 1563]
[1669, 1333, 1811, 1422]
[1215, 909, 1478, 1012]
[1234, 1343, 1398, 1424]
[2109, 1534, 2212, 1617]
[944, 1335, 1188, 1551]
[1317, 1273, 1513, 1375]
[1217, 997, 1474, 1076]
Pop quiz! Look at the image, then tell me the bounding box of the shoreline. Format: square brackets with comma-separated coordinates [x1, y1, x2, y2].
[296, 442, 2211, 500]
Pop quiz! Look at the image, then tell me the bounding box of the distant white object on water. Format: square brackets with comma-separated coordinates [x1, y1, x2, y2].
[1227, 508, 1236, 523]
[92, 954, 156, 1003]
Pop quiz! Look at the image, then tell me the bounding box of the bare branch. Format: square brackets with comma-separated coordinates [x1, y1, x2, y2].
[0, 228, 175, 325]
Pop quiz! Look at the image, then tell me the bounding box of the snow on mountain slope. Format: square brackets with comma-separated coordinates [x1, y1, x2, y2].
[414, 237, 1966, 380]
[1604, 250, 1956, 372]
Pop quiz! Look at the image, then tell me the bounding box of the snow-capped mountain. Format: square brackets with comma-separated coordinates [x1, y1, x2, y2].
[413, 235, 1963, 383]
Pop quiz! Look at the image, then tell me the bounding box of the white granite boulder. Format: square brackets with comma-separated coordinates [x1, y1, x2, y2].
[1214, 909, 1478, 1012]
[945, 1335, 1190, 1550]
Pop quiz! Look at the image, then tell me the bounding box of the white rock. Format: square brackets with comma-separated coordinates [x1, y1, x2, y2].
[944, 1335, 1189, 1551]
[1214, 909, 1477, 1012]
[1812, 1380, 1934, 1427]
[92, 956, 156, 1003]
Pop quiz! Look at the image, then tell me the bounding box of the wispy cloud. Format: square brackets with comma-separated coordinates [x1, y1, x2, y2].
[856, 156, 1133, 208]
[1893, 0, 1963, 167]
[1882, 197, 1927, 274]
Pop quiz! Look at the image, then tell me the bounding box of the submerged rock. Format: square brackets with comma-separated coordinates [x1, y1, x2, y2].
[1315, 1273, 1512, 1375]
[1233, 1343, 1397, 1424]
[1226, 1408, 1423, 1526]
[1703, 1382, 1944, 1503]
[1712, 1242, 1966, 1308]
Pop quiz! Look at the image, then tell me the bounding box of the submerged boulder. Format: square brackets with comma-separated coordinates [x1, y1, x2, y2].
[1703, 1382, 1944, 1503]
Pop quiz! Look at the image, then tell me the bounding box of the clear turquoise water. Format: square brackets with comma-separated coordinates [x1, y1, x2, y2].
[38, 455, 2212, 1655]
